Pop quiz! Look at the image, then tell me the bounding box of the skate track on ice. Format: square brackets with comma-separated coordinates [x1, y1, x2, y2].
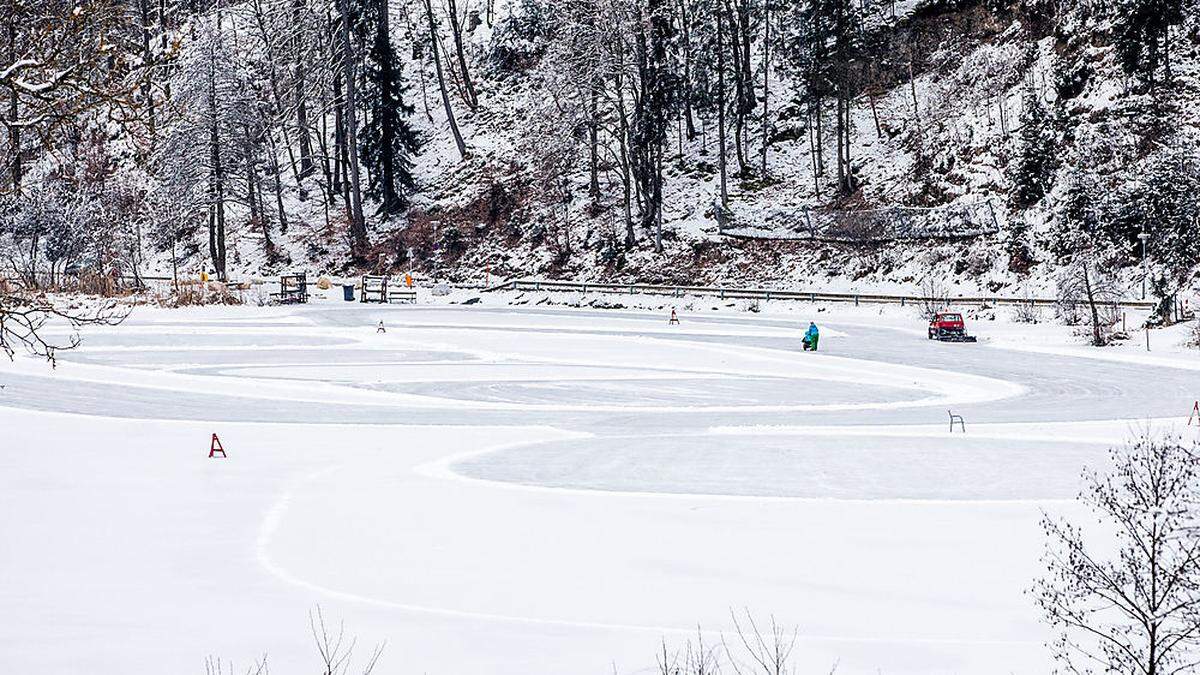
[1, 304, 1196, 675]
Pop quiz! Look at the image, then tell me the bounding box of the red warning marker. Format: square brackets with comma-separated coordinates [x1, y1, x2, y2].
[209, 433, 227, 458]
[1189, 401, 1200, 427]
[669, 309, 680, 325]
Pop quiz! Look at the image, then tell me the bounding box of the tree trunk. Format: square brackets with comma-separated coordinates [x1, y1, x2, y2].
[7, 8, 21, 193]
[679, 0, 695, 140]
[815, 98, 824, 174]
[1083, 263, 1102, 347]
[332, 71, 345, 195]
[632, 0, 669, 252]
[760, 0, 770, 174]
[842, 91, 853, 193]
[716, 6, 728, 208]
[836, 94, 847, 193]
[317, 84, 336, 205]
[445, 0, 478, 109]
[808, 106, 820, 196]
[423, 0, 468, 159]
[909, 57, 920, 124]
[138, 0, 156, 138]
[375, 0, 401, 213]
[206, 40, 227, 280]
[158, 0, 171, 100]
[588, 86, 600, 207]
[292, 0, 315, 178]
[245, 127, 261, 228]
[270, 146, 288, 235]
[737, 0, 752, 167]
[336, 0, 367, 258]
[869, 91, 882, 138]
[726, 0, 746, 175]
[615, 76, 635, 247]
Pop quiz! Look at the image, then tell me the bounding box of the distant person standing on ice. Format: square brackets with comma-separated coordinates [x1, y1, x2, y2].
[803, 322, 820, 352]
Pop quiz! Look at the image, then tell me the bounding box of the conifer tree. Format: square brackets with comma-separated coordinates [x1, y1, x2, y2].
[1111, 0, 1184, 86]
[358, 0, 421, 216]
[1010, 88, 1058, 209]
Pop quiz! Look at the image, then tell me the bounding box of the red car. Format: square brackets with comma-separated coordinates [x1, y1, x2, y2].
[928, 312, 977, 342]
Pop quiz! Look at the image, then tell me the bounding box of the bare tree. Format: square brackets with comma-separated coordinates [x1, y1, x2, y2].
[1035, 435, 1200, 675]
[334, 0, 367, 257]
[919, 274, 950, 321]
[310, 606, 385, 675]
[723, 609, 798, 675]
[1057, 261, 1121, 346]
[422, 0, 469, 160]
[0, 286, 125, 366]
[204, 654, 268, 675]
[716, 3, 728, 209]
[444, 0, 478, 110]
[684, 627, 723, 675]
[654, 626, 722, 675]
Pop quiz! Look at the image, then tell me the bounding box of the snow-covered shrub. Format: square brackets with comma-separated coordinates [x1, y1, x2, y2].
[1003, 218, 1036, 274]
[1012, 299, 1041, 324]
[486, 0, 552, 76]
[168, 282, 244, 307]
[439, 223, 467, 257]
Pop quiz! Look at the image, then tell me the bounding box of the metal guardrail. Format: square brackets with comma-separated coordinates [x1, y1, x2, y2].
[485, 278, 1159, 311]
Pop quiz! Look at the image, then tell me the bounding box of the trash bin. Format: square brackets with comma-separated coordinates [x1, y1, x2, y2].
[342, 284, 355, 302]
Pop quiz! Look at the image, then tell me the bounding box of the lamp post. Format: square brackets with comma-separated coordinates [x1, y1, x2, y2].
[1138, 229, 1150, 300]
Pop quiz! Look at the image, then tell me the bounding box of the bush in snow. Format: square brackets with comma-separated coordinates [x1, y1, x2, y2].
[486, 0, 553, 76]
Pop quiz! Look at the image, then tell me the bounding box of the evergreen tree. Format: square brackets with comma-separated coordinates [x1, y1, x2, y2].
[630, 0, 676, 252]
[1010, 87, 1058, 209]
[777, 0, 859, 194]
[1111, 0, 1184, 86]
[358, 0, 421, 216]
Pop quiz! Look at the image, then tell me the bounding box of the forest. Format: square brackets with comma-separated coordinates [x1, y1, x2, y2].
[2, 0, 1199, 296]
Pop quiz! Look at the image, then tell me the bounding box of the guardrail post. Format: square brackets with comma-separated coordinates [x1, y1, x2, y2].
[765, 291, 771, 301]
[854, 295, 859, 307]
[810, 293, 815, 302]
[720, 288, 726, 299]
[582, 283, 588, 294]
[534, 281, 541, 291]
[901, 297, 906, 307]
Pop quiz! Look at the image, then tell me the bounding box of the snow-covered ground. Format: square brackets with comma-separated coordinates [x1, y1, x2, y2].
[2, 295, 1198, 674]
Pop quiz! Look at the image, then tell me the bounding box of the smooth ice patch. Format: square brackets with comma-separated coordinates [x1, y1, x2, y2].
[452, 434, 1107, 500]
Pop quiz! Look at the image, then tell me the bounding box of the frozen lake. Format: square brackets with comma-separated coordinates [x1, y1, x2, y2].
[1, 303, 1193, 674]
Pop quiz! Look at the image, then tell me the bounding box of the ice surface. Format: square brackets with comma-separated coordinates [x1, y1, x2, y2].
[1, 303, 1195, 675]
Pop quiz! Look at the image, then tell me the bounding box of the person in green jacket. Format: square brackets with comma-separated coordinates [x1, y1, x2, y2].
[803, 322, 820, 351]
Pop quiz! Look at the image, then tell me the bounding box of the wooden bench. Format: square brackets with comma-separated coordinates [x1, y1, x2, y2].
[387, 289, 417, 304]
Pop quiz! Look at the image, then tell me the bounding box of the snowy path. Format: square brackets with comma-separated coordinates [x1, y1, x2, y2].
[1, 304, 1195, 674]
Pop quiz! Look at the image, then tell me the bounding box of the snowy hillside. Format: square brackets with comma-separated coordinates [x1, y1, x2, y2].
[240, 0, 1200, 298]
[3, 0, 1199, 304]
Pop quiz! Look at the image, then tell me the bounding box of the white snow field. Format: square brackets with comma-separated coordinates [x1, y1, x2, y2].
[2, 302, 1197, 674]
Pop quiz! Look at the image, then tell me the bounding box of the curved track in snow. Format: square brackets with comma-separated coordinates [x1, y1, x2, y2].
[1, 304, 1195, 675]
